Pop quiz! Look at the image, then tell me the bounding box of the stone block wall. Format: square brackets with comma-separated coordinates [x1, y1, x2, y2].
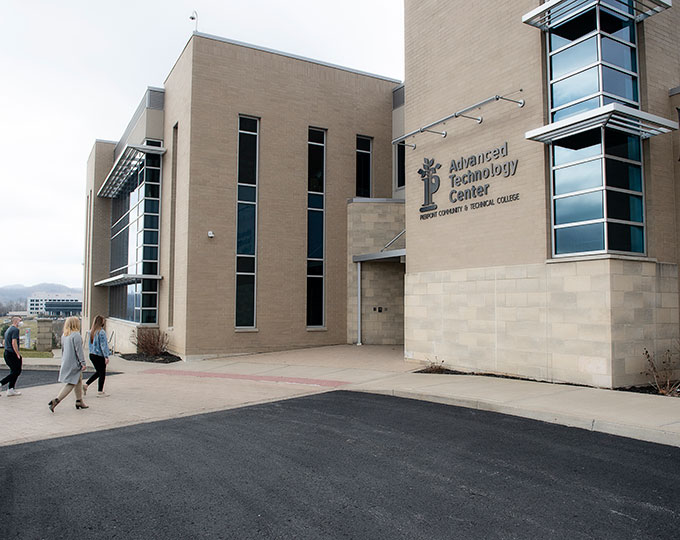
[35, 319, 53, 352]
[405, 258, 679, 388]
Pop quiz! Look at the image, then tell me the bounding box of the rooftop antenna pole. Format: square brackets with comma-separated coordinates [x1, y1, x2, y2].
[189, 10, 198, 32]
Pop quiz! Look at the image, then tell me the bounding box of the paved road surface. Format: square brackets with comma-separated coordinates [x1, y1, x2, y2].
[1, 391, 678, 539]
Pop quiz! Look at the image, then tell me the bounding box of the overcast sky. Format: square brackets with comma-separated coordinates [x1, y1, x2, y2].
[0, 0, 404, 289]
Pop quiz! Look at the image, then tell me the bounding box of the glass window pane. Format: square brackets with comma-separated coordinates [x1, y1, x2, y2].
[307, 210, 323, 259]
[308, 144, 324, 193]
[608, 223, 643, 252]
[601, 0, 634, 15]
[551, 37, 597, 80]
[143, 262, 158, 275]
[549, 8, 597, 51]
[238, 132, 257, 185]
[141, 309, 157, 324]
[307, 260, 323, 276]
[308, 193, 324, 209]
[553, 129, 602, 166]
[145, 199, 159, 214]
[602, 95, 638, 108]
[236, 256, 255, 273]
[239, 117, 258, 133]
[146, 154, 161, 168]
[236, 274, 255, 327]
[397, 144, 405, 188]
[605, 159, 641, 191]
[144, 230, 158, 245]
[607, 191, 643, 222]
[602, 66, 637, 102]
[555, 223, 604, 254]
[306, 276, 323, 326]
[555, 191, 604, 225]
[238, 185, 256, 202]
[308, 128, 324, 144]
[144, 215, 159, 229]
[600, 8, 635, 43]
[142, 280, 157, 292]
[602, 37, 636, 72]
[237, 203, 256, 255]
[605, 129, 640, 161]
[356, 151, 371, 197]
[551, 67, 599, 108]
[143, 246, 158, 261]
[554, 159, 602, 195]
[145, 168, 160, 184]
[552, 97, 600, 122]
[142, 294, 157, 308]
[145, 183, 160, 198]
[357, 136, 371, 152]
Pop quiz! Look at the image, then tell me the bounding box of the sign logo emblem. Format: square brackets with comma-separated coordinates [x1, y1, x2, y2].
[418, 158, 441, 212]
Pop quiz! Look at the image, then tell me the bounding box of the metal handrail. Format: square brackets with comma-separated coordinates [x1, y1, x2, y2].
[381, 229, 406, 252]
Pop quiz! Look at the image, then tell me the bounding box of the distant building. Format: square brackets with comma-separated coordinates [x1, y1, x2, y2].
[28, 293, 83, 316]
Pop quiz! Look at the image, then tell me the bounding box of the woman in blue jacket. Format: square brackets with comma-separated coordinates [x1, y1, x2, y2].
[84, 315, 111, 397]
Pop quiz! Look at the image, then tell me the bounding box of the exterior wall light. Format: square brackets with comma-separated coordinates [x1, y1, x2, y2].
[207, 231, 215, 238]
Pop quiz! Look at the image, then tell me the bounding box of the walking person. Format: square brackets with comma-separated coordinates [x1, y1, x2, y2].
[48, 316, 88, 412]
[84, 315, 110, 397]
[1, 316, 24, 396]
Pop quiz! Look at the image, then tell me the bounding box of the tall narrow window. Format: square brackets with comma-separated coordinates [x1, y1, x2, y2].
[396, 143, 405, 189]
[235, 116, 259, 328]
[307, 128, 325, 327]
[356, 136, 372, 197]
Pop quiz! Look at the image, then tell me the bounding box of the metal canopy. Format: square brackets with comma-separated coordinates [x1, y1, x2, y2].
[525, 103, 678, 143]
[97, 144, 166, 198]
[522, 0, 672, 30]
[352, 249, 406, 263]
[94, 274, 162, 287]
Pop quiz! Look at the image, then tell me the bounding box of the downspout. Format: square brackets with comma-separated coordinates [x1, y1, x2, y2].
[357, 261, 362, 346]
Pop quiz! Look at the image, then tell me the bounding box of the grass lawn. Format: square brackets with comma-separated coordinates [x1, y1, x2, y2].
[0, 347, 53, 358]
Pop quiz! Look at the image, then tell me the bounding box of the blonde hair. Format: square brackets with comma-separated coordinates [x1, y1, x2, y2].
[90, 315, 105, 343]
[63, 316, 81, 337]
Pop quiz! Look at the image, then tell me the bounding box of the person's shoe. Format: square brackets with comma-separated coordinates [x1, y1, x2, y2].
[96, 391, 109, 398]
[48, 398, 60, 412]
[75, 400, 89, 410]
[82, 384, 88, 396]
[7, 388, 22, 396]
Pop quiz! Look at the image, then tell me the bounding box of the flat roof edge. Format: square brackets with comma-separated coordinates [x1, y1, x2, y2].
[193, 31, 401, 84]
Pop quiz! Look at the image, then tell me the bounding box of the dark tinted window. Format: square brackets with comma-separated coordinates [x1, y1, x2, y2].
[307, 210, 323, 259]
[236, 275, 255, 327]
[239, 117, 258, 133]
[308, 144, 324, 193]
[306, 277, 323, 326]
[237, 203, 256, 255]
[238, 132, 257, 185]
[356, 151, 371, 197]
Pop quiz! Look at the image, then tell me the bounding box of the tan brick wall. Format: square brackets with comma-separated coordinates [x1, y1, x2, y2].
[404, 0, 548, 274]
[163, 35, 396, 357]
[83, 141, 114, 333]
[405, 258, 679, 388]
[347, 200, 405, 344]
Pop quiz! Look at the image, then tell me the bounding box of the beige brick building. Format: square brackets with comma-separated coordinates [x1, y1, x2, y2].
[85, 2, 680, 388]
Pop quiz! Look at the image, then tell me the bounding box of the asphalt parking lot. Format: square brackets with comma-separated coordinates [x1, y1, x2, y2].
[1, 391, 678, 539]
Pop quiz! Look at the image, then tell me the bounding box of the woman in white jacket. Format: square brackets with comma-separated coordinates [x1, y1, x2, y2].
[48, 316, 88, 412]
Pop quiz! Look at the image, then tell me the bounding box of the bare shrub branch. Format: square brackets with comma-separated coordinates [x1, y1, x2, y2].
[130, 328, 169, 357]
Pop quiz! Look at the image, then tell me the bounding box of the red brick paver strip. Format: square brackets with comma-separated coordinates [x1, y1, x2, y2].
[142, 368, 348, 388]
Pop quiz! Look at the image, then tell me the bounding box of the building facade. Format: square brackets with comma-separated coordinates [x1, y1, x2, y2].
[28, 293, 82, 316]
[84, 1, 679, 388]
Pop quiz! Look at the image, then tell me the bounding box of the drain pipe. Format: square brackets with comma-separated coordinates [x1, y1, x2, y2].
[357, 262, 362, 346]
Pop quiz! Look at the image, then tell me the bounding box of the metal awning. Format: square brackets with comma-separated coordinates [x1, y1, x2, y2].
[522, 0, 672, 30]
[97, 144, 166, 198]
[94, 274, 163, 287]
[353, 249, 406, 263]
[525, 103, 678, 143]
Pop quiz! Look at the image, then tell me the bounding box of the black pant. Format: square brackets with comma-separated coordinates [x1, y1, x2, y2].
[1, 350, 22, 389]
[86, 354, 107, 391]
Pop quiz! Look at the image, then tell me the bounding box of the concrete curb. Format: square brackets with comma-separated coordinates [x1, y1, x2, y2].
[352, 388, 680, 448]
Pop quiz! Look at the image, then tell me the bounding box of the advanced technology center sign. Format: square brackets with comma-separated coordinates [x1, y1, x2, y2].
[419, 142, 520, 220]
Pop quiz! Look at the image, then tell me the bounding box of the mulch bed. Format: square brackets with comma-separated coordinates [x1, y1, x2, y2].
[120, 352, 182, 364]
[416, 365, 679, 397]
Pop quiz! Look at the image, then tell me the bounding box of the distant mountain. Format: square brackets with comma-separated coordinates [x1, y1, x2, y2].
[0, 284, 83, 304]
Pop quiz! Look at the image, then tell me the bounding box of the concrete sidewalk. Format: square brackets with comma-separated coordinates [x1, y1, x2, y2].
[3, 344, 679, 448]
